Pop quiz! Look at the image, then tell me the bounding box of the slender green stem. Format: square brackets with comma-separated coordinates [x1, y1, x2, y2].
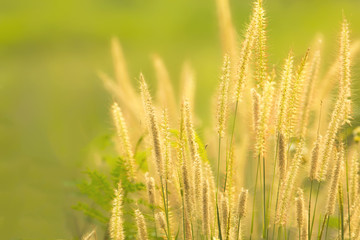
[324, 216, 330, 240]
[160, 178, 171, 239]
[339, 187, 345, 240]
[236, 219, 241, 240]
[318, 214, 328, 240]
[262, 155, 267, 239]
[216, 204, 223, 240]
[250, 154, 261, 240]
[308, 180, 313, 240]
[268, 133, 280, 221]
[272, 179, 282, 240]
[345, 127, 351, 240]
[311, 182, 321, 238]
[277, 226, 282, 240]
[216, 136, 222, 240]
[152, 209, 158, 238]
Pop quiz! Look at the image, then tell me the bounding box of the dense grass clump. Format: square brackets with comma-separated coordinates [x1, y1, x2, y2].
[77, 0, 360, 239]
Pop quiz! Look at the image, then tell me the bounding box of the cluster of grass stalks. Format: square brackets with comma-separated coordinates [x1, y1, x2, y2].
[80, 0, 360, 239]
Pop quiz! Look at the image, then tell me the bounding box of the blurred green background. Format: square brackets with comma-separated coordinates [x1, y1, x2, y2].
[0, 0, 359, 239]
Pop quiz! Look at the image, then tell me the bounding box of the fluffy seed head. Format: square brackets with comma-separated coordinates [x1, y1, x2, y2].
[135, 209, 149, 240]
[109, 182, 124, 240]
[276, 140, 304, 225]
[234, 0, 261, 101]
[237, 188, 249, 220]
[145, 172, 156, 207]
[216, 54, 231, 138]
[278, 133, 287, 182]
[202, 180, 210, 237]
[309, 135, 322, 181]
[277, 52, 294, 136]
[112, 102, 136, 181]
[295, 188, 305, 229]
[155, 212, 166, 231]
[140, 74, 164, 180]
[350, 153, 359, 202]
[326, 145, 344, 216]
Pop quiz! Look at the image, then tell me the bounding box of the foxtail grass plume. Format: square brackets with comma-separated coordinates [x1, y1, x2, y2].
[276, 140, 304, 225]
[145, 172, 156, 207]
[180, 63, 196, 112]
[318, 18, 351, 181]
[286, 50, 309, 138]
[221, 193, 229, 239]
[202, 180, 210, 237]
[251, 88, 260, 134]
[234, 0, 262, 102]
[309, 135, 322, 181]
[350, 153, 359, 202]
[112, 102, 136, 181]
[109, 182, 124, 240]
[326, 145, 344, 216]
[135, 209, 149, 240]
[153, 55, 177, 119]
[298, 46, 321, 139]
[254, 0, 268, 89]
[277, 52, 294, 136]
[295, 188, 305, 239]
[156, 212, 167, 232]
[183, 99, 202, 213]
[278, 133, 287, 182]
[237, 188, 248, 220]
[216, 54, 231, 138]
[111, 38, 138, 106]
[255, 80, 275, 156]
[160, 109, 172, 182]
[140, 74, 164, 180]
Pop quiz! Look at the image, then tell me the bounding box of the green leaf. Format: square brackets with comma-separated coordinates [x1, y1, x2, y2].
[73, 202, 109, 224]
[78, 170, 114, 211]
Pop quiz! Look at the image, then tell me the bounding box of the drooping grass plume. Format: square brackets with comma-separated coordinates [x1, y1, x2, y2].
[181, 62, 196, 112]
[109, 182, 125, 240]
[75, 1, 360, 240]
[153, 54, 177, 119]
[112, 102, 136, 181]
[111, 38, 138, 106]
